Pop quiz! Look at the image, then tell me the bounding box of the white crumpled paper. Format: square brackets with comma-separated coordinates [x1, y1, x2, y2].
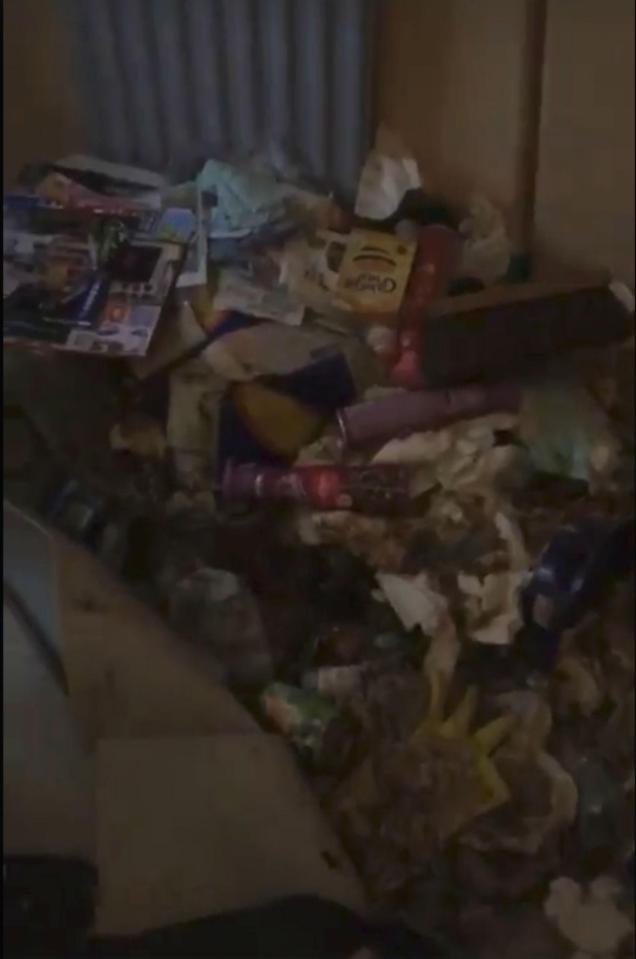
[376, 571, 448, 634]
[375, 571, 460, 686]
[458, 194, 512, 285]
[371, 414, 524, 499]
[544, 876, 633, 956]
[458, 570, 526, 646]
[354, 126, 422, 221]
[298, 511, 409, 571]
[457, 511, 529, 646]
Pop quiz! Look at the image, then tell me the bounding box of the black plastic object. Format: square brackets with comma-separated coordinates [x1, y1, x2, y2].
[89, 895, 459, 958]
[3, 857, 97, 958]
[4, 867, 462, 958]
[355, 188, 459, 233]
[420, 284, 633, 387]
[626, 848, 635, 888]
[521, 516, 635, 669]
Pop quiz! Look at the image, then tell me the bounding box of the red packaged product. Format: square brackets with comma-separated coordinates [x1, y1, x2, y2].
[222, 462, 413, 514]
[390, 224, 461, 389]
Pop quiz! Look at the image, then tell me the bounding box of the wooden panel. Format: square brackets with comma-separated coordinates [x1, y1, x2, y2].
[3, 0, 85, 185]
[534, 0, 635, 285]
[377, 0, 531, 241]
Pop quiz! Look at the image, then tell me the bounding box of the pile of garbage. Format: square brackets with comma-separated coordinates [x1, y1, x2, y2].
[4, 129, 635, 957]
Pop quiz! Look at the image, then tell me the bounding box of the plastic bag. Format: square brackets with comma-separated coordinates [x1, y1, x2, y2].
[169, 568, 272, 687]
[354, 126, 421, 221]
[458, 194, 511, 286]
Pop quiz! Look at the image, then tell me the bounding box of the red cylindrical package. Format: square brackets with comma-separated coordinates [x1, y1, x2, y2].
[390, 225, 461, 389]
[337, 382, 521, 449]
[222, 462, 414, 513]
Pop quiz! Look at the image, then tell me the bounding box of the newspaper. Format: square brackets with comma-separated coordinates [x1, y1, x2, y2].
[4, 242, 183, 358]
[212, 269, 304, 326]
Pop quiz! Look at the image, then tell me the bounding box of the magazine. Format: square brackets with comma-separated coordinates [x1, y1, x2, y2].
[176, 185, 209, 290]
[4, 240, 183, 358]
[3, 195, 150, 329]
[4, 157, 193, 357]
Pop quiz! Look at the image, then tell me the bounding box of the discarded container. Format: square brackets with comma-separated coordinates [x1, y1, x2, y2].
[390, 225, 461, 389]
[169, 567, 272, 687]
[222, 462, 413, 513]
[521, 517, 635, 668]
[302, 664, 369, 701]
[337, 382, 520, 450]
[260, 682, 339, 759]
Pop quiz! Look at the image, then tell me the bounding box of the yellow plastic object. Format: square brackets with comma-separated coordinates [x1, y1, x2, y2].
[332, 675, 514, 848]
[231, 381, 326, 459]
[408, 677, 514, 836]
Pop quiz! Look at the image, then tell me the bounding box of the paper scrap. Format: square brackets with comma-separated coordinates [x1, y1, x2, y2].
[458, 570, 525, 646]
[544, 876, 633, 955]
[212, 268, 304, 326]
[355, 126, 421, 221]
[376, 571, 448, 635]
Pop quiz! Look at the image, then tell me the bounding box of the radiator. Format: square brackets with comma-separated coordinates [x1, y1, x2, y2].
[62, 0, 378, 195]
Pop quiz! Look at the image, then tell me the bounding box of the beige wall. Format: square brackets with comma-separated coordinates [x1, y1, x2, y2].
[377, 0, 532, 244]
[378, 0, 634, 282]
[3, 0, 84, 187]
[533, 0, 635, 285]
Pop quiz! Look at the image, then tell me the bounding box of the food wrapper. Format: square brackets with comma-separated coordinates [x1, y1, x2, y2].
[462, 691, 578, 856]
[333, 677, 514, 860]
[335, 229, 416, 323]
[260, 682, 339, 759]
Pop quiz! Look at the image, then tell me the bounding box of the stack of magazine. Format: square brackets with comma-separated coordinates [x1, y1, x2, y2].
[3, 156, 204, 358]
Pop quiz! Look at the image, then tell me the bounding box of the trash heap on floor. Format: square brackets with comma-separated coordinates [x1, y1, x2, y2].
[4, 129, 635, 957]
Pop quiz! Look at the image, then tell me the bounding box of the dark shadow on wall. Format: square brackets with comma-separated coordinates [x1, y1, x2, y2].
[3, 0, 86, 187]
